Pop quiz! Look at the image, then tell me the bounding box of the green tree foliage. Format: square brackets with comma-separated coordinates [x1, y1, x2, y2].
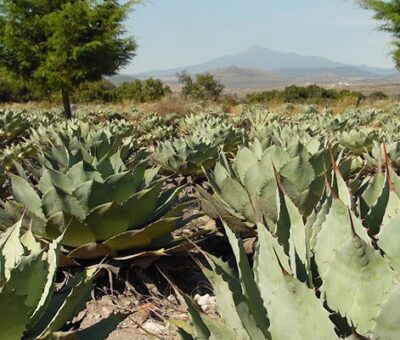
[113, 78, 171, 102]
[360, 0, 400, 68]
[245, 85, 365, 105]
[72, 79, 116, 103]
[0, 0, 138, 118]
[177, 71, 224, 101]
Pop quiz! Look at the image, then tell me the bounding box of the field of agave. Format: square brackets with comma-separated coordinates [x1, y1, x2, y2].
[1, 104, 400, 339]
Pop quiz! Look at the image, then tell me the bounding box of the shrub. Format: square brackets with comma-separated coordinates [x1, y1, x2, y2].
[177, 71, 224, 101]
[113, 78, 171, 102]
[72, 79, 116, 103]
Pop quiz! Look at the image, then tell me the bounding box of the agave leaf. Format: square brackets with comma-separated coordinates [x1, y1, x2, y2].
[42, 187, 86, 221]
[122, 182, 163, 228]
[103, 216, 180, 252]
[143, 166, 160, 186]
[0, 283, 30, 339]
[178, 292, 211, 340]
[223, 222, 271, 338]
[213, 162, 229, 188]
[377, 215, 400, 273]
[105, 170, 144, 204]
[314, 198, 370, 276]
[4, 200, 47, 236]
[321, 233, 398, 335]
[21, 228, 42, 254]
[0, 219, 25, 280]
[36, 271, 94, 339]
[10, 174, 43, 216]
[279, 155, 315, 215]
[220, 178, 251, 215]
[46, 213, 96, 247]
[236, 147, 258, 185]
[255, 224, 337, 339]
[66, 162, 101, 188]
[359, 172, 388, 234]
[43, 168, 75, 194]
[85, 203, 130, 241]
[275, 187, 307, 280]
[148, 186, 185, 225]
[28, 237, 62, 330]
[73, 180, 113, 214]
[66, 243, 116, 260]
[0, 250, 49, 339]
[203, 256, 265, 340]
[370, 286, 400, 339]
[60, 312, 128, 340]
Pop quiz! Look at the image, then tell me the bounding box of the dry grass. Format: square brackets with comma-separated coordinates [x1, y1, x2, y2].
[138, 95, 191, 116]
[1, 96, 398, 118]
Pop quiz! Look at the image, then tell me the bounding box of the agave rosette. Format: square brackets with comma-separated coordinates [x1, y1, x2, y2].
[154, 135, 220, 176]
[0, 109, 33, 145]
[1, 157, 189, 262]
[198, 139, 334, 233]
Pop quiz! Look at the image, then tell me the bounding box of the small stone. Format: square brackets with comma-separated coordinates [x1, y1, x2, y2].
[142, 320, 165, 334]
[167, 294, 177, 303]
[196, 294, 211, 307]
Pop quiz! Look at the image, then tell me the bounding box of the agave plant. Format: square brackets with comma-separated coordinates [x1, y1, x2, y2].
[0, 109, 32, 145]
[29, 120, 139, 167]
[338, 129, 379, 155]
[198, 140, 334, 233]
[0, 156, 190, 263]
[138, 113, 176, 144]
[153, 136, 220, 176]
[180, 112, 242, 150]
[0, 219, 125, 339]
[178, 164, 400, 339]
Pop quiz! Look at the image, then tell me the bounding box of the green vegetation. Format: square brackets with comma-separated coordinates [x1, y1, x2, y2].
[245, 84, 373, 105]
[2, 105, 400, 337]
[178, 71, 225, 101]
[0, 0, 138, 118]
[1, 1, 400, 338]
[0, 218, 124, 339]
[361, 0, 400, 67]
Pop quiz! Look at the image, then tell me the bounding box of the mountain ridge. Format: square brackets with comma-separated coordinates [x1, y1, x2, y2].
[109, 45, 398, 89]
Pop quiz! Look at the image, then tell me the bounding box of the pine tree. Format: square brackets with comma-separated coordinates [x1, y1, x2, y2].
[0, 0, 138, 118]
[361, 0, 400, 68]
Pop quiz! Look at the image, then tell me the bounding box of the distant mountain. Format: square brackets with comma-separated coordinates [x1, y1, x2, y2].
[109, 45, 399, 89]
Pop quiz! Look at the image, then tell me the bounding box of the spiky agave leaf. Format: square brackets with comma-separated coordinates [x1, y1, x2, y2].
[0, 219, 125, 339]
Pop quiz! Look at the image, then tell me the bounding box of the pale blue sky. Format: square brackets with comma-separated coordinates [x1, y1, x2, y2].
[123, 0, 394, 73]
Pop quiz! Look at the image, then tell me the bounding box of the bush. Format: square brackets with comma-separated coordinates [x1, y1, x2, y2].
[245, 85, 366, 105]
[177, 71, 224, 101]
[113, 78, 171, 102]
[72, 80, 116, 103]
[368, 91, 388, 101]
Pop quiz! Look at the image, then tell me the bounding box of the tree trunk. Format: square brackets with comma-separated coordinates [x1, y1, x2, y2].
[61, 88, 72, 119]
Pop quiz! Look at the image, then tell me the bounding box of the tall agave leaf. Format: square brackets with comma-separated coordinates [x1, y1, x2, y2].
[176, 221, 337, 340]
[0, 219, 125, 339]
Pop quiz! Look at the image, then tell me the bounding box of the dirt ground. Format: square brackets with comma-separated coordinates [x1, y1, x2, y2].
[75, 214, 223, 339]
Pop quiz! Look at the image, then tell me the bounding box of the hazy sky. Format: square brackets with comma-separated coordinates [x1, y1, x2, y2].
[123, 0, 394, 73]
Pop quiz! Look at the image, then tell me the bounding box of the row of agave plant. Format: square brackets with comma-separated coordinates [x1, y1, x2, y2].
[1, 106, 400, 338]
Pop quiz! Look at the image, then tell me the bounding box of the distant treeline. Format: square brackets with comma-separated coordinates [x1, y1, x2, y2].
[0, 77, 171, 104]
[0, 73, 390, 106]
[244, 85, 388, 105]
